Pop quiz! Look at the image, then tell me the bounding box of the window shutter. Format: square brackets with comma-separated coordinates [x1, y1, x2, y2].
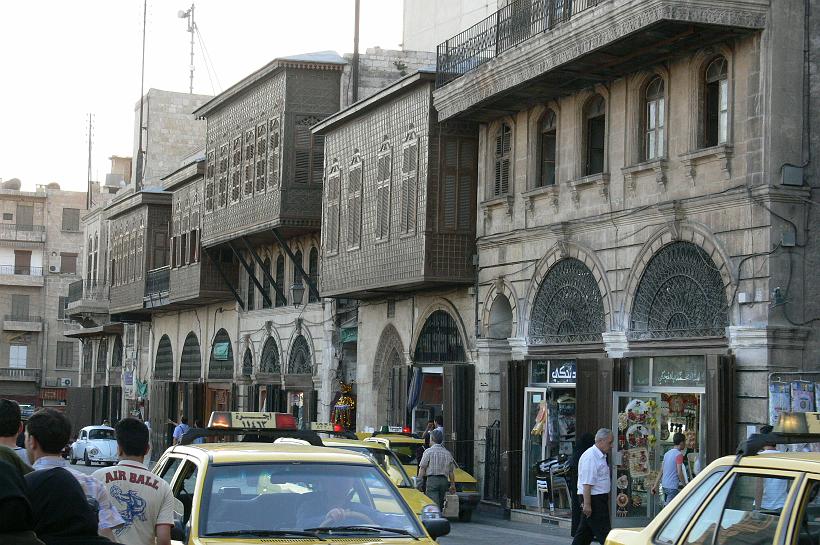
[443, 139, 458, 230]
[268, 119, 280, 189]
[376, 153, 391, 240]
[311, 134, 325, 184]
[401, 140, 418, 234]
[256, 123, 267, 193]
[458, 139, 476, 231]
[347, 166, 362, 248]
[325, 169, 341, 254]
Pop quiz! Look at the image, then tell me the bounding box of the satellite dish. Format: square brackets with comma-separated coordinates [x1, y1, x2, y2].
[177, 10, 187, 18]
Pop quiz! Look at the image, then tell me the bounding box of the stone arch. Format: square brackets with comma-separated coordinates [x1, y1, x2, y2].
[288, 335, 313, 375]
[372, 324, 406, 425]
[241, 347, 253, 377]
[154, 335, 173, 380]
[179, 332, 201, 381]
[524, 242, 613, 336]
[411, 300, 470, 364]
[482, 278, 519, 339]
[413, 309, 468, 364]
[208, 328, 233, 380]
[260, 336, 281, 374]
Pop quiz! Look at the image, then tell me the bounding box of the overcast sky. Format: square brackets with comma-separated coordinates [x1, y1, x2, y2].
[0, 0, 404, 193]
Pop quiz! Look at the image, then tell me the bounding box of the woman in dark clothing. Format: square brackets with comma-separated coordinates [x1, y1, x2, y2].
[25, 467, 115, 545]
[0, 460, 44, 545]
[568, 432, 596, 537]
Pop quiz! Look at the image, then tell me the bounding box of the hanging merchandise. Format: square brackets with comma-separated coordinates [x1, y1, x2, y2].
[769, 382, 791, 425]
[531, 399, 547, 436]
[331, 382, 356, 430]
[791, 381, 815, 413]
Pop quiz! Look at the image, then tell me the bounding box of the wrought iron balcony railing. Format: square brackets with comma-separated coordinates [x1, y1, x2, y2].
[145, 266, 170, 297]
[3, 314, 42, 323]
[0, 265, 44, 276]
[0, 223, 46, 242]
[0, 367, 41, 381]
[436, 0, 603, 87]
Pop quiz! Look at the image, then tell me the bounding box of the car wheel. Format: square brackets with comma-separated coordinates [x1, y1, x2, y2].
[69, 449, 77, 465]
[84, 451, 91, 467]
[458, 508, 473, 522]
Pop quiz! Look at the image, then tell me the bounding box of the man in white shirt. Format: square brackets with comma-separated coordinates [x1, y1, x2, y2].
[572, 428, 613, 545]
[0, 399, 30, 463]
[94, 417, 174, 545]
[757, 426, 788, 511]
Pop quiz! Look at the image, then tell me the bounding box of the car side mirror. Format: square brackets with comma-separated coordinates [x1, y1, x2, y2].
[422, 517, 450, 539]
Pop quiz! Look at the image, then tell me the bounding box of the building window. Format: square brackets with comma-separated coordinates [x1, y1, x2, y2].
[584, 95, 606, 175]
[292, 250, 303, 297]
[205, 149, 215, 212]
[180, 233, 188, 266]
[9, 345, 27, 369]
[325, 163, 341, 255]
[644, 77, 665, 161]
[294, 115, 325, 184]
[244, 128, 255, 198]
[60, 253, 77, 274]
[92, 234, 98, 285]
[56, 341, 74, 368]
[375, 141, 392, 241]
[704, 56, 729, 147]
[493, 123, 511, 196]
[2, 213, 12, 221]
[308, 247, 318, 303]
[247, 261, 256, 311]
[255, 123, 267, 193]
[539, 110, 557, 186]
[347, 156, 363, 249]
[230, 136, 242, 203]
[62, 208, 80, 231]
[262, 257, 272, 309]
[275, 255, 286, 307]
[400, 130, 419, 234]
[218, 144, 229, 208]
[189, 229, 198, 264]
[58, 296, 68, 319]
[268, 118, 280, 189]
[11, 294, 29, 319]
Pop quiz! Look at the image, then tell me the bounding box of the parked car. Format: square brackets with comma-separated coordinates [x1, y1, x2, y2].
[69, 425, 118, 466]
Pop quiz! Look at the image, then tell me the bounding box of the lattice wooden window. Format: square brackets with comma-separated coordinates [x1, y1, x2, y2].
[255, 122, 267, 193]
[205, 149, 215, 212]
[325, 162, 341, 254]
[400, 130, 419, 234]
[262, 257, 272, 309]
[494, 123, 511, 196]
[293, 249, 304, 294]
[308, 247, 318, 303]
[136, 219, 144, 279]
[294, 115, 324, 184]
[218, 144, 229, 208]
[243, 128, 255, 198]
[440, 136, 476, 232]
[246, 259, 255, 311]
[375, 140, 392, 241]
[347, 154, 363, 249]
[230, 136, 242, 203]
[275, 255, 286, 307]
[267, 118, 280, 189]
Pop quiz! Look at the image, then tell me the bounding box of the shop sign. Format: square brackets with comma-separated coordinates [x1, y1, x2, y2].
[548, 360, 576, 385]
[123, 370, 136, 400]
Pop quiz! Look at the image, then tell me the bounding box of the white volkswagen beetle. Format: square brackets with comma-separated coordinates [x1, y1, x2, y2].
[69, 425, 118, 466]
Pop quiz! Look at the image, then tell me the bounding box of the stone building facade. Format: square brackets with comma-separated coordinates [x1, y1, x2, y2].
[430, 0, 817, 520]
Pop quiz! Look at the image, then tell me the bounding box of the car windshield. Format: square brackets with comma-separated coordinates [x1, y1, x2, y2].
[388, 442, 421, 465]
[199, 462, 423, 538]
[334, 446, 413, 487]
[89, 429, 115, 440]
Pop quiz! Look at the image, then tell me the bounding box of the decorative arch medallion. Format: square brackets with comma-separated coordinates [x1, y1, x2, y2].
[260, 337, 281, 374]
[154, 335, 173, 380]
[179, 332, 201, 381]
[288, 335, 312, 375]
[242, 348, 253, 377]
[209, 328, 233, 380]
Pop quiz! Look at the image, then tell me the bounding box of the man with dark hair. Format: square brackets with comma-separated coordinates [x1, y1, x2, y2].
[652, 432, 687, 505]
[417, 428, 456, 510]
[0, 399, 29, 463]
[25, 408, 123, 539]
[171, 415, 189, 445]
[93, 417, 173, 545]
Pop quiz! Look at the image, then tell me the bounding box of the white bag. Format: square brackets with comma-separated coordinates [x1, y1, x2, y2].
[443, 493, 460, 518]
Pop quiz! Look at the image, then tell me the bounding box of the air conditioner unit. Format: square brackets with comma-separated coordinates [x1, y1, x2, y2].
[49, 264, 60, 273]
[61, 378, 72, 387]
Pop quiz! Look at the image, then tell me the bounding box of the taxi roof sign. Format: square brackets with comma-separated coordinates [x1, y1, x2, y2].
[207, 411, 297, 430]
[310, 422, 336, 432]
[774, 412, 820, 435]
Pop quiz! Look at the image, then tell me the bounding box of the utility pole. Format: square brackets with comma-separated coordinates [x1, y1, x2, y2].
[352, 0, 360, 103]
[135, 0, 147, 191]
[86, 113, 93, 209]
[179, 3, 196, 94]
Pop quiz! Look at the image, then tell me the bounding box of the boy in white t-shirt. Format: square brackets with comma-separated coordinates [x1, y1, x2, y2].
[94, 417, 174, 545]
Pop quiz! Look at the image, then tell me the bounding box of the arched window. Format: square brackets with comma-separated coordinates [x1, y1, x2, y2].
[288, 336, 312, 374]
[209, 328, 233, 380]
[493, 123, 511, 196]
[308, 247, 319, 303]
[414, 310, 466, 364]
[260, 337, 280, 373]
[292, 250, 303, 298]
[154, 335, 173, 380]
[242, 348, 253, 377]
[538, 110, 557, 187]
[82, 341, 92, 373]
[488, 296, 514, 339]
[275, 255, 286, 307]
[246, 262, 255, 311]
[644, 77, 665, 160]
[704, 56, 728, 147]
[180, 332, 201, 381]
[584, 95, 606, 175]
[111, 336, 123, 368]
[262, 257, 272, 309]
[96, 338, 108, 373]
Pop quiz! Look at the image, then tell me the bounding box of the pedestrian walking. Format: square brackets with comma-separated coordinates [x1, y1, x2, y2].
[422, 419, 435, 449]
[416, 428, 456, 510]
[93, 417, 174, 545]
[0, 460, 44, 545]
[26, 466, 116, 545]
[25, 409, 124, 540]
[651, 432, 686, 505]
[568, 432, 595, 537]
[572, 428, 613, 545]
[171, 416, 189, 445]
[0, 399, 31, 464]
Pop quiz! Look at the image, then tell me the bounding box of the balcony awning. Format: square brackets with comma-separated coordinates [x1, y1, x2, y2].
[63, 322, 124, 338]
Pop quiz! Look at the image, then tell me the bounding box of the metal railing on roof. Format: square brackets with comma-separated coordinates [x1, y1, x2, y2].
[435, 0, 603, 88]
[3, 314, 42, 323]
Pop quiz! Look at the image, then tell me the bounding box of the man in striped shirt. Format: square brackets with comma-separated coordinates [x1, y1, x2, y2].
[417, 429, 456, 509]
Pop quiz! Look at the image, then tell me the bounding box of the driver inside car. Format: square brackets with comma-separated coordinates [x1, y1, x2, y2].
[295, 476, 380, 529]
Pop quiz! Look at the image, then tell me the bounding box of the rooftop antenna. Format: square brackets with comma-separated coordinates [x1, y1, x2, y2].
[135, 0, 147, 191]
[86, 113, 94, 209]
[178, 4, 196, 94]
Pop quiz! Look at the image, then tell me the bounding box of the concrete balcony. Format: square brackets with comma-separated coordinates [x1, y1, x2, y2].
[3, 315, 43, 332]
[433, 0, 767, 121]
[0, 367, 41, 382]
[65, 280, 109, 317]
[0, 223, 46, 244]
[0, 265, 44, 287]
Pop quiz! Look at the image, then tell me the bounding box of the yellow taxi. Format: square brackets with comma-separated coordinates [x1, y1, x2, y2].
[364, 433, 480, 521]
[154, 412, 450, 544]
[606, 414, 820, 545]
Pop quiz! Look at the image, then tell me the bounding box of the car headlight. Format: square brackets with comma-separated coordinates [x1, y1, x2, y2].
[421, 504, 442, 520]
[89, 448, 99, 456]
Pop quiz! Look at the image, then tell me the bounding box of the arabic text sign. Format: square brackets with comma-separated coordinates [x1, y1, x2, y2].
[548, 360, 576, 385]
[231, 412, 276, 429]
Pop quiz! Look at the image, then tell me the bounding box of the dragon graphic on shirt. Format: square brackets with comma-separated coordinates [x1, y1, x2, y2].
[110, 485, 147, 534]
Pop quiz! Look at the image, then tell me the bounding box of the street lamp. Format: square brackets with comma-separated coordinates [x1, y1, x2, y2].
[290, 281, 305, 308]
